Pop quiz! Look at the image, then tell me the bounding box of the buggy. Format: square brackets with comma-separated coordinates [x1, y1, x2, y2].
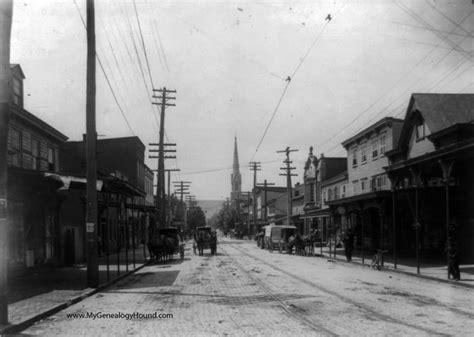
[148, 227, 185, 261]
[193, 226, 217, 255]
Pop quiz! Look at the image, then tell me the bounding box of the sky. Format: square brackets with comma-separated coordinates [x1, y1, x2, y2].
[9, 0, 473, 201]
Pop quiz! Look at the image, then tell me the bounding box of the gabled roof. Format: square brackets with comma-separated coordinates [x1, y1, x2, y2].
[341, 117, 404, 149]
[10, 64, 25, 79]
[395, 93, 474, 151]
[11, 104, 68, 142]
[408, 93, 474, 134]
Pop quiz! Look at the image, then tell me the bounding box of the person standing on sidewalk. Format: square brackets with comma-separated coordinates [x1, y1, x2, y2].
[343, 229, 355, 262]
[446, 224, 461, 281]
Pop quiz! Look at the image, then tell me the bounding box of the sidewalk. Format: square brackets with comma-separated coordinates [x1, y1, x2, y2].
[313, 245, 474, 288]
[0, 245, 152, 335]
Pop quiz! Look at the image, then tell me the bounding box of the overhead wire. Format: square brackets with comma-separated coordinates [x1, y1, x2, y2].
[252, 2, 347, 159]
[315, 5, 473, 155]
[72, 0, 136, 136]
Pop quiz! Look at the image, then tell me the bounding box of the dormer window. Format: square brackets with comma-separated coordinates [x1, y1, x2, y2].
[416, 117, 425, 141]
[13, 77, 23, 107]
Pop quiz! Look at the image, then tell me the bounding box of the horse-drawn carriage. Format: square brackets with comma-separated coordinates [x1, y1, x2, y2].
[193, 226, 217, 255]
[265, 225, 298, 253]
[148, 226, 185, 262]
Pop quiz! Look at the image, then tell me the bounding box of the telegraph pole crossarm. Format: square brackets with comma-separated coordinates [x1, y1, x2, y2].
[165, 168, 180, 226]
[256, 180, 275, 223]
[277, 147, 298, 226]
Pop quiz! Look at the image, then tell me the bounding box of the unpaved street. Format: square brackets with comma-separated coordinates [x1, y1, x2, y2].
[22, 239, 474, 336]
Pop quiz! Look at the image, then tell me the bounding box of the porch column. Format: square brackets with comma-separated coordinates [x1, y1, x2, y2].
[132, 202, 136, 269]
[116, 193, 120, 277]
[378, 200, 387, 268]
[358, 202, 365, 265]
[105, 193, 110, 282]
[125, 197, 129, 273]
[439, 160, 454, 279]
[410, 167, 421, 274]
[389, 176, 399, 269]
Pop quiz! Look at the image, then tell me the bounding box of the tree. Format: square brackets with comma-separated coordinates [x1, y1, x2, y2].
[186, 206, 206, 232]
[216, 202, 239, 234]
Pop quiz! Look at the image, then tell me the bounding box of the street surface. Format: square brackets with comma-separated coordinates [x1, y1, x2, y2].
[22, 238, 473, 336]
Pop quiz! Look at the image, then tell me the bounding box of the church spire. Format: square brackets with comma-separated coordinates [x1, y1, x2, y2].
[231, 136, 242, 206]
[233, 136, 240, 171]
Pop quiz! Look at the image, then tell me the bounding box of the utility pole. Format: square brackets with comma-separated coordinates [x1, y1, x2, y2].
[0, 0, 13, 324]
[149, 142, 176, 228]
[173, 181, 191, 231]
[151, 87, 176, 229]
[249, 161, 261, 237]
[256, 180, 275, 223]
[185, 195, 197, 208]
[277, 147, 298, 226]
[85, 0, 99, 288]
[165, 168, 180, 226]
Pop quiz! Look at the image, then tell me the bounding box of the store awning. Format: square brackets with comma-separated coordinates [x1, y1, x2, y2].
[44, 173, 103, 191]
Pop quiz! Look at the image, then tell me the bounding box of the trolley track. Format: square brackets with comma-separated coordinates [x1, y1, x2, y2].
[225, 242, 449, 337]
[220, 243, 338, 336]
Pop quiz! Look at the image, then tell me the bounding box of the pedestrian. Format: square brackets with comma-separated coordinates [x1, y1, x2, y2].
[343, 229, 355, 262]
[446, 224, 461, 281]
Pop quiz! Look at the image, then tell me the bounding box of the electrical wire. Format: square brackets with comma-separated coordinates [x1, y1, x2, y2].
[252, 3, 347, 159]
[72, 0, 136, 136]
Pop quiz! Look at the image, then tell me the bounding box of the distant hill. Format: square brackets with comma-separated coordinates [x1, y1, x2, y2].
[198, 200, 224, 219]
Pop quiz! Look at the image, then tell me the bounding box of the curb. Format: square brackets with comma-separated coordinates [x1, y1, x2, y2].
[325, 255, 474, 290]
[0, 261, 152, 336]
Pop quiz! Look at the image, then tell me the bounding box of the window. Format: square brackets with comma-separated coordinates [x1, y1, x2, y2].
[361, 178, 368, 192]
[32, 139, 40, 170]
[371, 139, 378, 159]
[9, 128, 21, 167]
[334, 186, 339, 199]
[352, 180, 359, 194]
[342, 185, 346, 198]
[416, 118, 425, 140]
[377, 174, 387, 188]
[12, 77, 22, 107]
[309, 182, 315, 202]
[47, 147, 56, 171]
[352, 148, 358, 167]
[328, 188, 333, 201]
[360, 143, 367, 164]
[379, 134, 386, 155]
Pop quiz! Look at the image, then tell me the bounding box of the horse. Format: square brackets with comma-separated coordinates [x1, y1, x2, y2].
[196, 231, 205, 256]
[287, 233, 305, 255]
[302, 230, 317, 256]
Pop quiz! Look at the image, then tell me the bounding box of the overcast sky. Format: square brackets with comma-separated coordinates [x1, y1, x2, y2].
[10, 0, 473, 200]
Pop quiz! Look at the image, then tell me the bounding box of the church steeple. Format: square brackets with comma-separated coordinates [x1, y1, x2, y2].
[231, 136, 242, 205]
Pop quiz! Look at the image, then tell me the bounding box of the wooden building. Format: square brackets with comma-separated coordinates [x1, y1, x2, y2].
[7, 64, 68, 269]
[385, 93, 474, 268]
